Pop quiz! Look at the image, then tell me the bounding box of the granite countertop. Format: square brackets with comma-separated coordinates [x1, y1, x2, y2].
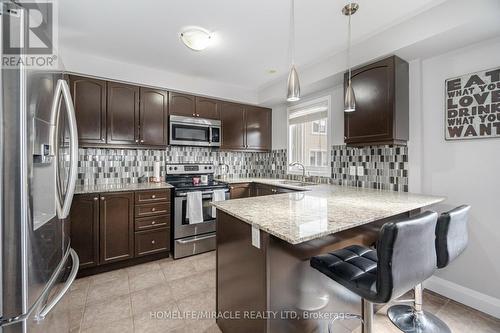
[215, 177, 320, 191]
[212, 178, 445, 244]
[74, 182, 174, 194]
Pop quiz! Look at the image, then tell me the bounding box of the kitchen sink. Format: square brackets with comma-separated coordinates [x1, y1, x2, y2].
[277, 180, 318, 187]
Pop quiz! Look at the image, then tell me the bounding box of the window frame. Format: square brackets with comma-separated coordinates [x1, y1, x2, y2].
[287, 95, 332, 177]
[311, 119, 327, 135]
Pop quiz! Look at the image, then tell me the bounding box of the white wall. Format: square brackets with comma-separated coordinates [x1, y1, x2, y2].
[413, 38, 500, 316]
[271, 85, 344, 151]
[60, 48, 258, 104]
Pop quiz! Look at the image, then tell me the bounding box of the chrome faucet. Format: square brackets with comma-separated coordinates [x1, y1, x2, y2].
[289, 162, 306, 179]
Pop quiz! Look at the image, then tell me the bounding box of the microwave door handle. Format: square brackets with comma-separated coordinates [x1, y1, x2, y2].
[209, 127, 212, 144]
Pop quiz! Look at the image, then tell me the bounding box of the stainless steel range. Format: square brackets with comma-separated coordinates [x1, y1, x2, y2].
[166, 163, 229, 259]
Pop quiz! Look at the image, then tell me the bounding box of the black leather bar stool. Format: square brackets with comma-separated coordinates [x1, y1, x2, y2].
[310, 211, 438, 333]
[388, 205, 470, 333]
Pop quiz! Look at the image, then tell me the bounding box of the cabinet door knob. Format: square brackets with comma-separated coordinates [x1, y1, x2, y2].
[151, 221, 156, 225]
[135, 139, 139, 143]
[101, 197, 105, 201]
[192, 113, 196, 117]
[151, 195, 156, 199]
[93, 197, 98, 201]
[151, 208, 156, 212]
[151, 240, 156, 244]
[140, 139, 144, 143]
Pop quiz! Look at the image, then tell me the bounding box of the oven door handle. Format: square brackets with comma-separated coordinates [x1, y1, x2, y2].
[177, 234, 216, 244]
[176, 189, 229, 197]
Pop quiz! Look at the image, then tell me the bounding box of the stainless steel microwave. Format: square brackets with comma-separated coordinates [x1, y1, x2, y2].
[169, 115, 221, 147]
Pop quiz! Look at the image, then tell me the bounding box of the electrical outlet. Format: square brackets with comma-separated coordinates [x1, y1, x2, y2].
[349, 166, 357, 176]
[357, 166, 364, 176]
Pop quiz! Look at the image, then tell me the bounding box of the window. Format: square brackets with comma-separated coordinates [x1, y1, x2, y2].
[311, 119, 327, 135]
[288, 96, 331, 176]
[309, 149, 327, 167]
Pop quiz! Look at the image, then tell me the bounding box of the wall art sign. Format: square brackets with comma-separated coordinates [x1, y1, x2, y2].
[445, 67, 500, 140]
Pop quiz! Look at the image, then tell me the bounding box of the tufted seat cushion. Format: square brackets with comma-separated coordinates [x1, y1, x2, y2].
[311, 245, 378, 301]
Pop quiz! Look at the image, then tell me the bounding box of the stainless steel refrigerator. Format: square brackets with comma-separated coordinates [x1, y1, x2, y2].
[1, 1, 79, 332]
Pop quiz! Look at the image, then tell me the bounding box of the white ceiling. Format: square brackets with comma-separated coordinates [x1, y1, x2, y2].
[59, 0, 446, 90]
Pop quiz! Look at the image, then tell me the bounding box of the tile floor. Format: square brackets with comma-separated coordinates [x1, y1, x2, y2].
[69, 251, 500, 333]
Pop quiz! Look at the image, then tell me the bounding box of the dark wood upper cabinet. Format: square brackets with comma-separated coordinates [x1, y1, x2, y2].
[221, 102, 246, 150]
[99, 192, 134, 264]
[107, 82, 140, 145]
[169, 92, 196, 118]
[344, 55, 409, 146]
[139, 88, 168, 146]
[245, 106, 271, 151]
[195, 97, 220, 119]
[69, 75, 107, 145]
[70, 194, 99, 269]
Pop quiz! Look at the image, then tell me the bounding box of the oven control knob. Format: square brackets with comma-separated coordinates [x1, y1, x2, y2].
[209, 166, 212, 170]
[204, 166, 207, 170]
[169, 167, 173, 171]
[174, 167, 178, 170]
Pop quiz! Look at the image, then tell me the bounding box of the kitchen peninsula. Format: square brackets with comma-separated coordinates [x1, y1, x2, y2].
[212, 181, 445, 333]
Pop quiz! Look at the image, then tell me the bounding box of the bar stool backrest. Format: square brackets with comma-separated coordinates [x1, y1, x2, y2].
[376, 211, 438, 303]
[436, 205, 471, 269]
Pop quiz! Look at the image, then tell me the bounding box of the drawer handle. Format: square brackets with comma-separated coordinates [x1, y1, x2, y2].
[151, 240, 156, 244]
[151, 208, 156, 212]
[151, 195, 156, 199]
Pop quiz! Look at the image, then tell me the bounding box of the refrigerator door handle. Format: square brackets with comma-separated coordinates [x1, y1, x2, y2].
[51, 79, 79, 219]
[35, 248, 79, 321]
[0, 248, 79, 327]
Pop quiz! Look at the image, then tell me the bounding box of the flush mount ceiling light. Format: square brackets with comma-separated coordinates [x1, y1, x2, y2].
[180, 27, 213, 51]
[286, 0, 300, 102]
[343, 2, 358, 112]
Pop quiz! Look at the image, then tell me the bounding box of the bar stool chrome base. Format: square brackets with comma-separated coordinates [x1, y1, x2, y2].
[387, 305, 451, 333]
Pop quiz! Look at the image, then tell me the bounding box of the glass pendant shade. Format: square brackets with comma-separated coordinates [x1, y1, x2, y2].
[287, 65, 301, 102]
[344, 81, 356, 112]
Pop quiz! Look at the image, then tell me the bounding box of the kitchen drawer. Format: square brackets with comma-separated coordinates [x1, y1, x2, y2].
[135, 228, 170, 257]
[135, 202, 170, 217]
[135, 189, 171, 204]
[135, 215, 170, 231]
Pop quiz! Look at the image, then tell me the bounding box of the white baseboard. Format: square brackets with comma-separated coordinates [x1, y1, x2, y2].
[424, 276, 500, 319]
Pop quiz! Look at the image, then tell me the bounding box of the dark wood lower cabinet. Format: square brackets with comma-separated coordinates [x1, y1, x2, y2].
[135, 228, 170, 257]
[99, 192, 134, 264]
[254, 184, 276, 196]
[71, 189, 172, 275]
[70, 194, 99, 269]
[229, 183, 253, 199]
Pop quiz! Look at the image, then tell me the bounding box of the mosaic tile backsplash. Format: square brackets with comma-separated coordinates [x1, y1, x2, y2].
[77, 145, 409, 192]
[331, 145, 409, 192]
[77, 147, 286, 185]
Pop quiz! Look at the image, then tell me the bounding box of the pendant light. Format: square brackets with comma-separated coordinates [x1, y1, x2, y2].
[286, 0, 300, 102]
[343, 2, 358, 112]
